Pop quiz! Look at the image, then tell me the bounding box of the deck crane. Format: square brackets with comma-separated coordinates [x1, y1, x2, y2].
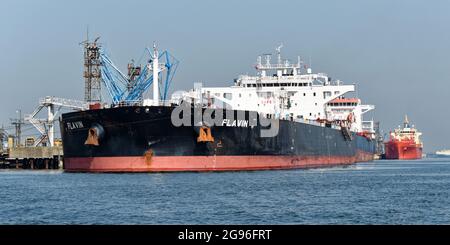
[99, 43, 179, 105]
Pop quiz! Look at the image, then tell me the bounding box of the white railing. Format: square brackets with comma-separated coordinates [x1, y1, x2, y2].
[39, 96, 89, 110]
[114, 100, 176, 107]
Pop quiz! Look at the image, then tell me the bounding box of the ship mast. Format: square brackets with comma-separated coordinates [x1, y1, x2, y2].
[276, 44, 283, 66]
[404, 114, 410, 128]
[152, 42, 159, 106]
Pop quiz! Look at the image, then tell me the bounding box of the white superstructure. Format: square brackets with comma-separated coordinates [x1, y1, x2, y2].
[389, 115, 422, 145]
[176, 46, 375, 133]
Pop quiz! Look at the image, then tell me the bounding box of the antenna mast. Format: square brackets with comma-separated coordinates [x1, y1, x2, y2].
[152, 42, 159, 106]
[276, 43, 283, 65]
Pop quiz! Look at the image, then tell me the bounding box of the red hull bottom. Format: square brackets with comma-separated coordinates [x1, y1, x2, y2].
[64, 151, 374, 172]
[384, 141, 422, 160]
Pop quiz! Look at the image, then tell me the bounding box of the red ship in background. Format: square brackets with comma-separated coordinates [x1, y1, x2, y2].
[384, 115, 423, 160]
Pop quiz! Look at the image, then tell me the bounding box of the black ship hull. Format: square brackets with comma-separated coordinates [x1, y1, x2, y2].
[60, 106, 376, 172]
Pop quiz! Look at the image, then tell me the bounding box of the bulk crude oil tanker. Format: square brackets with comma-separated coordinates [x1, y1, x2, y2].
[61, 41, 377, 172]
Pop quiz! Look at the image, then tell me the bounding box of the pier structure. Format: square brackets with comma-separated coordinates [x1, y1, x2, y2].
[26, 96, 88, 147]
[0, 97, 88, 170]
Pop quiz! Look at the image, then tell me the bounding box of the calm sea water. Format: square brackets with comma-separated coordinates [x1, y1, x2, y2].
[1, 158, 450, 224]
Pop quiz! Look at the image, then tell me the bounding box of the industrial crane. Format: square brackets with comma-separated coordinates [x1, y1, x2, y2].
[99, 43, 179, 104]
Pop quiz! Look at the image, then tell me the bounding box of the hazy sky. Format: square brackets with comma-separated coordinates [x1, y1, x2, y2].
[1, 0, 449, 152]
